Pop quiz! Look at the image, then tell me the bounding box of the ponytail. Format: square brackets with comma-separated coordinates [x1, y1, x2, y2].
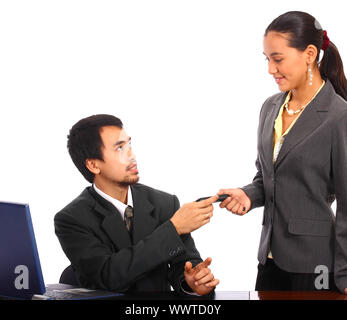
[319, 41, 347, 100]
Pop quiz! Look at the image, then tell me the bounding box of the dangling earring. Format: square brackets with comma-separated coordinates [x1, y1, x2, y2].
[308, 64, 313, 86]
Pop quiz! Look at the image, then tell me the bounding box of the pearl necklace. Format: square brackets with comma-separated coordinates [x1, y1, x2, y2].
[285, 80, 326, 116]
[284, 103, 305, 116]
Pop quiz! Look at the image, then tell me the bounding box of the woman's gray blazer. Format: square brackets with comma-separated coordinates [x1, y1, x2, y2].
[242, 80, 347, 292]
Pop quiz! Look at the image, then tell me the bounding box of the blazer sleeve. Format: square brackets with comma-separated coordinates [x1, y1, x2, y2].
[241, 155, 265, 210]
[240, 98, 270, 210]
[332, 110, 347, 293]
[54, 206, 191, 292]
[167, 195, 204, 295]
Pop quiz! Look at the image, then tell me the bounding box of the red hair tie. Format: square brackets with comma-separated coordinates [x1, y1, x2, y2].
[322, 30, 330, 51]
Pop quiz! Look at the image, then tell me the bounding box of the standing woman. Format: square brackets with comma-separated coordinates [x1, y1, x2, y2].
[218, 11, 347, 292]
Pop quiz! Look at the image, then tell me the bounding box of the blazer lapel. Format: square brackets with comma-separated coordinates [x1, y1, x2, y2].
[261, 93, 286, 171]
[274, 81, 333, 169]
[88, 187, 132, 249]
[274, 103, 322, 168]
[130, 185, 157, 244]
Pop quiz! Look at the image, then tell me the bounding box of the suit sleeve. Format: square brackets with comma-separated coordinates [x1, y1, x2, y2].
[240, 98, 270, 210]
[167, 195, 203, 295]
[332, 110, 347, 293]
[54, 207, 189, 292]
[241, 155, 265, 210]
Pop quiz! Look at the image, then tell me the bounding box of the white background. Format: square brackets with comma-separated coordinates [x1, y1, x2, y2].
[0, 0, 345, 290]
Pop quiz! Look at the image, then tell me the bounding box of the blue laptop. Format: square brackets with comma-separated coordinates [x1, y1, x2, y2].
[0, 201, 122, 300]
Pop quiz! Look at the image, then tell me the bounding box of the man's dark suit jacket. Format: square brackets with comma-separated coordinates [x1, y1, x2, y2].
[54, 183, 202, 293]
[241, 80, 347, 292]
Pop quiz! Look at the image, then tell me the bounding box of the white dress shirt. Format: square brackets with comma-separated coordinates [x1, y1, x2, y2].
[93, 183, 133, 219]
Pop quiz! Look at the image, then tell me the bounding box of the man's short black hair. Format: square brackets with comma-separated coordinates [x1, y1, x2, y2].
[67, 114, 123, 183]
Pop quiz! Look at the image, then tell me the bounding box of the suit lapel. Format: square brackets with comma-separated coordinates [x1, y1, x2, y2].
[274, 103, 322, 168]
[130, 185, 157, 244]
[88, 187, 132, 249]
[99, 206, 132, 249]
[261, 94, 286, 170]
[274, 81, 333, 169]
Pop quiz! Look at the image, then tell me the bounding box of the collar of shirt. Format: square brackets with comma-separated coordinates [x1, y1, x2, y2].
[93, 184, 133, 220]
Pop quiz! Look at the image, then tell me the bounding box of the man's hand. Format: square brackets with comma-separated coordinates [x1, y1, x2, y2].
[170, 196, 218, 235]
[184, 257, 219, 295]
[218, 188, 251, 215]
[345, 288, 347, 294]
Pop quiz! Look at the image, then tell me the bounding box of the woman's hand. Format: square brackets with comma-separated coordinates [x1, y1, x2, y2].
[217, 188, 251, 215]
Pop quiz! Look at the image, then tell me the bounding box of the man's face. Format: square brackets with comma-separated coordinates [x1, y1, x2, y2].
[94, 126, 139, 186]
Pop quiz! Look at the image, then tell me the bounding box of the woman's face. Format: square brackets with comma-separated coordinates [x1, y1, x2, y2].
[263, 31, 310, 92]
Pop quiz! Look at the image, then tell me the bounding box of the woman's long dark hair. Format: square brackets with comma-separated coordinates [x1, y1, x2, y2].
[265, 11, 347, 100]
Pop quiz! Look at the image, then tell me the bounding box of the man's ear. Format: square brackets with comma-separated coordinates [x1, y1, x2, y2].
[85, 159, 101, 175]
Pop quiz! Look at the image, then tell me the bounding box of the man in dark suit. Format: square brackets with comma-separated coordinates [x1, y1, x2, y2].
[54, 114, 219, 295]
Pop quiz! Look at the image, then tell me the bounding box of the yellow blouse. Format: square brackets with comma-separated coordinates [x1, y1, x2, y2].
[273, 81, 326, 163]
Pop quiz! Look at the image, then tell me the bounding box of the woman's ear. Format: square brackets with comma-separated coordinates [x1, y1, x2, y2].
[305, 44, 319, 65]
[85, 159, 101, 175]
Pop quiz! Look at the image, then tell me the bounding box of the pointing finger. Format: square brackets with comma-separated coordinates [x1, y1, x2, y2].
[202, 257, 212, 268]
[197, 195, 219, 208]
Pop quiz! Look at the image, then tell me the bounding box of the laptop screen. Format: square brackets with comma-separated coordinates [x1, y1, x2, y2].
[0, 202, 46, 299]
